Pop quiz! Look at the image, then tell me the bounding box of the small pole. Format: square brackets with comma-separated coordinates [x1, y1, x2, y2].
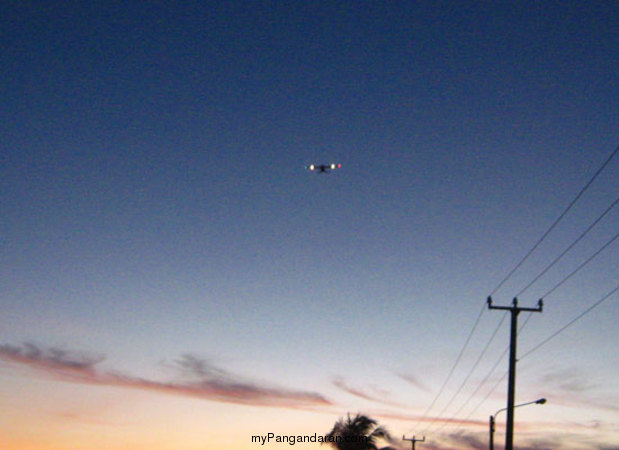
[403, 435, 425, 450]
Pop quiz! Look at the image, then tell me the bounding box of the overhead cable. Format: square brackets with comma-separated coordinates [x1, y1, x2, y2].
[540, 231, 618, 299]
[520, 284, 619, 360]
[491, 143, 619, 296]
[516, 196, 619, 297]
[408, 302, 485, 433]
[442, 312, 535, 433]
[428, 312, 507, 434]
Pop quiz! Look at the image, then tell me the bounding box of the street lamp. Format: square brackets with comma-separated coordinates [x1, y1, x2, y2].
[490, 398, 546, 450]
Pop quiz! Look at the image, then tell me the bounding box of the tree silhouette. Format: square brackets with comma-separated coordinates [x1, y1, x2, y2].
[322, 413, 396, 450]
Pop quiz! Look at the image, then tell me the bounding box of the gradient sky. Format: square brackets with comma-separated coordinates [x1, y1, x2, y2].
[1, 1, 618, 449]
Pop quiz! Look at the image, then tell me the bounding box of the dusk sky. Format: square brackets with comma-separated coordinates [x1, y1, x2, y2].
[1, 1, 618, 449]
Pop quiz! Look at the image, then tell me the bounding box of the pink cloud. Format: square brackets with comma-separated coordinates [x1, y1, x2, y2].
[0, 343, 331, 410]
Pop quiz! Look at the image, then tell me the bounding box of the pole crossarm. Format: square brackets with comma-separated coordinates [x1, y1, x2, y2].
[487, 296, 543, 313]
[486, 297, 543, 450]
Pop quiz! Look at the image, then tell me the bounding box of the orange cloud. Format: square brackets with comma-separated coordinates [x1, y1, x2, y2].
[0, 343, 332, 410]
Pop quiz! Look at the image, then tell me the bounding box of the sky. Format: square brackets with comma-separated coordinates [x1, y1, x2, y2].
[1, 1, 618, 449]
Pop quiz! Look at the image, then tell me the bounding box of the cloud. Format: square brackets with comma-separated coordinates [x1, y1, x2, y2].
[513, 432, 619, 450]
[332, 376, 403, 407]
[375, 425, 619, 450]
[0, 343, 103, 378]
[540, 367, 598, 393]
[0, 343, 331, 410]
[397, 373, 430, 392]
[535, 366, 619, 413]
[390, 430, 487, 450]
[333, 376, 381, 402]
[445, 430, 487, 450]
[372, 410, 487, 428]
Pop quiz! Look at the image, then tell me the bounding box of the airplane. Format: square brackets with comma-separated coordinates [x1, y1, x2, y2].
[306, 163, 342, 173]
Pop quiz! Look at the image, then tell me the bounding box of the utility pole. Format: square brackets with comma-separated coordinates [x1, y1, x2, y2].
[487, 297, 543, 450]
[402, 435, 425, 450]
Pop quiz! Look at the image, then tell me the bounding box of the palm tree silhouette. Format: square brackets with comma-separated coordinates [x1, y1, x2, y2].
[322, 413, 396, 450]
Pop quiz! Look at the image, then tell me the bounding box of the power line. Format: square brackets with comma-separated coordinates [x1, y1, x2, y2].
[516, 196, 619, 297]
[429, 313, 507, 434]
[445, 286, 618, 435]
[448, 286, 618, 434]
[423, 311, 542, 434]
[540, 231, 618, 299]
[520, 284, 619, 360]
[430, 298, 546, 432]
[512, 230, 617, 356]
[408, 302, 485, 434]
[412, 144, 618, 438]
[490, 143, 619, 296]
[444, 266, 617, 431]
[442, 312, 535, 433]
[456, 369, 508, 432]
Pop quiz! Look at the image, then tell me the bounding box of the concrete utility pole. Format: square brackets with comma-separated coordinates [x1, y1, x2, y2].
[402, 435, 425, 450]
[487, 297, 543, 450]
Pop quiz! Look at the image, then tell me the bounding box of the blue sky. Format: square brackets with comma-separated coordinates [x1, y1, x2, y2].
[1, 1, 618, 449]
